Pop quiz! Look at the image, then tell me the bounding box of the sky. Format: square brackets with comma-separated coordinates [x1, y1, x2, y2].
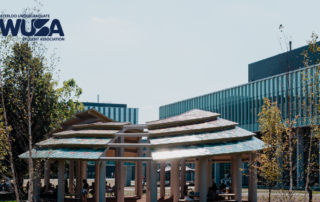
[2, 0, 320, 124]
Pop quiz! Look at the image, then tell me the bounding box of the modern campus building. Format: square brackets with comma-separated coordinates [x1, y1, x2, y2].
[82, 102, 139, 124]
[159, 43, 320, 188]
[82, 102, 140, 181]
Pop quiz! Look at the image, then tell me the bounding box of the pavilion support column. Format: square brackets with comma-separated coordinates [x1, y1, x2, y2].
[81, 161, 87, 181]
[172, 160, 180, 202]
[68, 161, 74, 194]
[180, 159, 186, 199]
[76, 161, 81, 197]
[135, 138, 143, 198]
[58, 160, 65, 202]
[115, 151, 119, 197]
[99, 161, 106, 202]
[33, 160, 41, 201]
[160, 161, 166, 198]
[231, 157, 236, 193]
[248, 160, 251, 201]
[94, 161, 100, 202]
[44, 160, 50, 188]
[150, 161, 158, 202]
[214, 163, 220, 185]
[195, 158, 200, 193]
[234, 154, 242, 202]
[249, 153, 257, 202]
[170, 161, 174, 197]
[297, 128, 305, 188]
[117, 137, 125, 202]
[146, 147, 151, 202]
[199, 157, 207, 202]
[207, 158, 212, 190]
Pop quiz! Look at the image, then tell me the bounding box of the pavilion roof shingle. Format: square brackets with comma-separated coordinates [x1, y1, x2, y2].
[147, 109, 220, 129]
[149, 127, 255, 146]
[148, 118, 237, 137]
[36, 137, 112, 147]
[19, 147, 105, 160]
[151, 137, 265, 160]
[73, 122, 131, 130]
[53, 129, 118, 137]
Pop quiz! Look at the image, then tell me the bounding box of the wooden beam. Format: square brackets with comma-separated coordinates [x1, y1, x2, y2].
[123, 124, 148, 130]
[99, 157, 153, 161]
[107, 143, 150, 147]
[116, 133, 149, 137]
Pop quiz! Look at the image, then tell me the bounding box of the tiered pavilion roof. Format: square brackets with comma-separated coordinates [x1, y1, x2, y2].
[147, 109, 265, 161]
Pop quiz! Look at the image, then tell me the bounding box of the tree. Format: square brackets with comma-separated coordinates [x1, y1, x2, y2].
[258, 98, 286, 202]
[0, 42, 84, 201]
[301, 32, 320, 201]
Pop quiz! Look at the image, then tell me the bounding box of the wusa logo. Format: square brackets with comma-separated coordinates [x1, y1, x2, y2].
[0, 17, 65, 41]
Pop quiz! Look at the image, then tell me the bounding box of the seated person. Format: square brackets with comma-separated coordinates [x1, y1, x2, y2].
[89, 182, 95, 196]
[183, 186, 194, 201]
[40, 185, 48, 198]
[106, 183, 115, 197]
[106, 183, 112, 190]
[216, 186, 225, 201]
[50, 186, 58, 199]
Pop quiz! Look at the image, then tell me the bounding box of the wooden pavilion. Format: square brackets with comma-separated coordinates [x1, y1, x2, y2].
[19, 109, 264, 202]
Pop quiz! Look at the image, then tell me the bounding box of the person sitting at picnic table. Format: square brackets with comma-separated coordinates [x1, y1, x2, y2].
[207, 187, 215, 201]
[106, 183, 115, 197]
[89, 182, 95, 197]
[215, 186, 226, 201]
[40, 185, 48, 198]
[50, 186, 58, 199]
[48, 183, 54, 191]
[183, 185, 194, 201]
[82, 179, 89, 202]
[220, 182, 226, 190]
[211, 182, 218, 190]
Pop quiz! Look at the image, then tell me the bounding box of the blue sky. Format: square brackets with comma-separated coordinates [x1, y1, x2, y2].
[2, 0, 320, 123]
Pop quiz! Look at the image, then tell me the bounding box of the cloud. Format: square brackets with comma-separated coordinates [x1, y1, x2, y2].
[91, 16, 120, 24]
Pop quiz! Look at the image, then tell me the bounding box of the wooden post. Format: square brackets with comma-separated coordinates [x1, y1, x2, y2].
[199, 158, 207, 202]
[94, 161, 100, 202]
[249, 153, 257, 202]
[180, 159, 186, 198]
[146, 147, 151, 202]
[76, 161, 81, 197]
[135, 138, 143, 198]
[150, 161, 158, 202]
[160, 161, 166, 198]
[44, 160, 50, 188]
[195, 158, 200, 193]
[68, 161, 74, 194]
[234, 154, 242, 202]
[118, 137, 125, 202]
[58, 160, 65, 202]
[231, 156, 236, 193]
[172, 160, 180, 202]
[99, 161, 106, 202]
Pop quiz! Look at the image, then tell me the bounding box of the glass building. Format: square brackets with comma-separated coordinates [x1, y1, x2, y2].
[160, 66, 309, 132]
[83, 102, 139, 124]
[159, 43, 320, 187]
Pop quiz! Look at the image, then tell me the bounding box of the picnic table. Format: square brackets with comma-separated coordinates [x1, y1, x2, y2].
[65, 193, 78, 198]
[218, 193, 235, 200]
